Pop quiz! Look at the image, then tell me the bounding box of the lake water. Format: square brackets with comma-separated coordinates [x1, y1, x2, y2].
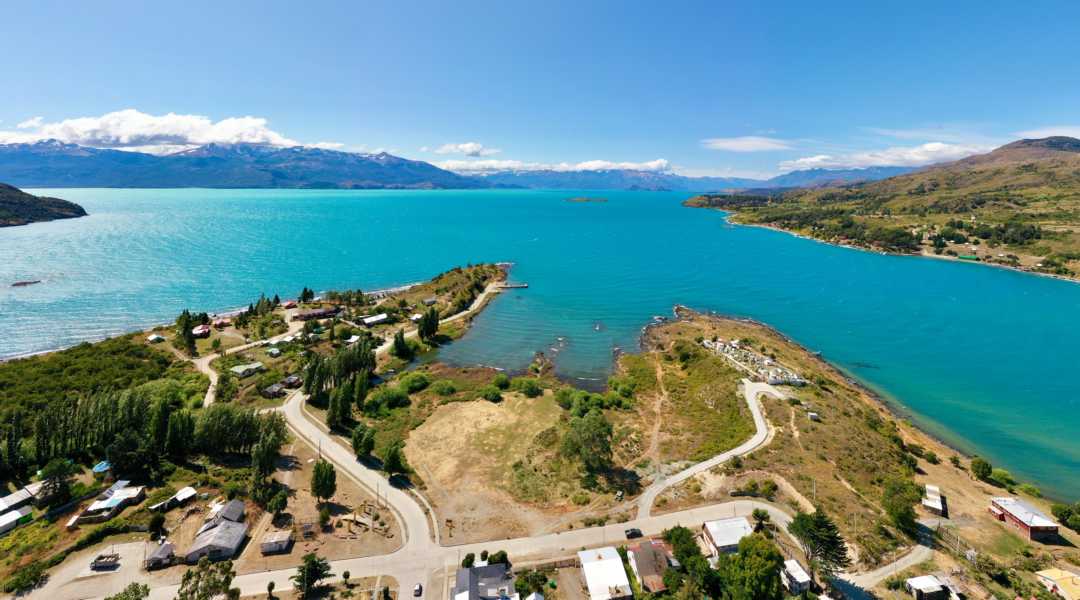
[3, 188, 1078, 499]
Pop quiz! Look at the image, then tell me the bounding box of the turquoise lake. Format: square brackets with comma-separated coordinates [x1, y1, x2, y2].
[2, 188, 1078, 499]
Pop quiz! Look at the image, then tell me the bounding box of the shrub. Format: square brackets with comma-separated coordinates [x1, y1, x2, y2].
[493, 373, 510, 389]
[399, 372, 429, 393]
[1017, 483, 1041, 498]
[970, 457, 992, 480]
[431, 379, 457, 396]
[512, 377, 542, 398]
[478, 385, 502, 403]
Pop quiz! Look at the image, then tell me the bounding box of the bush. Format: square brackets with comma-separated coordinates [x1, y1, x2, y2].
[478, 385, 502, 403]
[399, 372, 429, 393]
[493, 373, 510, 390]
[970, 457, 992, 480]
[431, 379, 457, 396]
[512, 377, 542, 398]
[1017, 483, 1041, 498]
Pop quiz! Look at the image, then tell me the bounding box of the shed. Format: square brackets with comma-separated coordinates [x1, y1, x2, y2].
[91, 460, 112, 474]
[260, 529, 293, 555]
[267, 347, 282, 358]
[906, 575, 948, 600]
[782, 560, 812, 594]
[989, 497, 1058, 541]
[0, 507, 32, 536]
[578, 547, 632, 600]
[922, 485, 947, 517]
[185, 519, 247, 563]
[145, 542, 176, 570]
[362, 313, 389, 327]
[283, 374, 302, 388]
[0, 482, 42, 512]
[423, 297, 438, 306]
[1037, 569, 1080, 600]
[219, 499, 245, 523]
[192, 324, 211, 338]
[146, 334, 165, 344]
[262, 383, 286, 398]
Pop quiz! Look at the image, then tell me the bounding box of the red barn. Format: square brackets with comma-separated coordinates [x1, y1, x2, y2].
[989, 497, 1058, 542]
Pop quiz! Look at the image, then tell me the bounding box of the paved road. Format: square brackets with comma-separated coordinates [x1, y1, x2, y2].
[636, 379, 785, 518]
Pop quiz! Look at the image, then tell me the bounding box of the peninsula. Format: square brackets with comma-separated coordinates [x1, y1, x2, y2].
[685, 136, 1080, 281]
[1, 266, 1076, 600]
[0, 182, 86, 227]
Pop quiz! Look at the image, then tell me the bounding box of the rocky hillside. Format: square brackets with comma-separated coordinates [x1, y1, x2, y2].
[0, 183, 86, 227]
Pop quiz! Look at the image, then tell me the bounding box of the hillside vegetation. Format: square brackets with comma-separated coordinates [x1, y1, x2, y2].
[0, 183, 86, 227]
[686, 137, 1080, 278]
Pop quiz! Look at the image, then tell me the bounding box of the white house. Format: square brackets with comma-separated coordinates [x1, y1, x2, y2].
[578, 547, 632, 600]
[362, 313, 389, 327]
[702, 517, 753, 557]
[782, 560, 812, 594]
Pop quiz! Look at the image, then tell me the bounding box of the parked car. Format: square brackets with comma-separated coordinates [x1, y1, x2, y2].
[413, 584, 423, 597]
[625, 528, 643, 539]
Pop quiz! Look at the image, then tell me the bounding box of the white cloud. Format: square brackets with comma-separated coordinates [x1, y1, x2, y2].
[433, 142, 500, 157]
[701, 136, 792, 152]
[779, 142, 989, 171]
[16, 116, 43, 129]
[1015, 125, 1080, 139]
[436, 158, 671, 174]
[0, 108, 340, 154]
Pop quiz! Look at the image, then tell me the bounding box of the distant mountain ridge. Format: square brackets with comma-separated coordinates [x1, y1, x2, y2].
[0, 140, 913, 191]
[0, 182, 86, 227]
[0, 140, 486, 189]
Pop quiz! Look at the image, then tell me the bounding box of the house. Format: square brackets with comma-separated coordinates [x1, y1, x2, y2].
[282, 374, 302, 388]
[185, 519, 247, 563]
[453, 563, 516, 600]
[229, 362, 265, 378]
[922, 485, 947, 517]
[192, 324, 211, 338]
[410, 313, 423, 323]
[262, 383, 286, 399]
[0, 507, 32, 536]
[267, 347, 282, 358]
[212, 318, 231, 329]
[702, 517, 753, 557]
[782, 560, 812, 594]
[905, 575, 949, 600]
[423, 297, 438, 306]
[149, 486, 197, 512]
[578, 547, 632, 600]
[260, 530, 293, 555]
[91, 460, 112, 474]
[146, 333, 166, 344]
[216, 499, 246, 523]
[628, 540, 671, 593]
[145, 542, 176, 570]
[344, 335, 361, 344]
[283, 300, 297, 309]
[989, 497, 1058, 541]
[0, 482, 42, 512]
[362, 313, 389, 327]
[294, 307, 338, 321]
[1036, 569, 1080, 600]
[81, 485, 145, 523]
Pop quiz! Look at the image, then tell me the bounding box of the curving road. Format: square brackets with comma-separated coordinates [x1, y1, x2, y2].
[636, 379, 784, 518]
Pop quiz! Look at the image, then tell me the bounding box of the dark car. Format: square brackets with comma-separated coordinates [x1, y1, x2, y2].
[413, 584, 423, 597]
[625, 528, 643, 539]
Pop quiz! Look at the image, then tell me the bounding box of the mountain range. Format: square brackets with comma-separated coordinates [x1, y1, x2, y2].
[0, 140, 910, 191]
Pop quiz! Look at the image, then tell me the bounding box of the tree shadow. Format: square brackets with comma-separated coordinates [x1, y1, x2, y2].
[603, 467, 642, 496]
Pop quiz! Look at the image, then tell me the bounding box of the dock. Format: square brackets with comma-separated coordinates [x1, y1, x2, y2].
[499, 283, 529, 289]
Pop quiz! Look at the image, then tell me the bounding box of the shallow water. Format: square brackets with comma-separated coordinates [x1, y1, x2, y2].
[3, 188, 1078, 498]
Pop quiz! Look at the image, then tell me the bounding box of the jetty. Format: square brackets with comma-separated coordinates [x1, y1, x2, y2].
[499, 282, 529, 289]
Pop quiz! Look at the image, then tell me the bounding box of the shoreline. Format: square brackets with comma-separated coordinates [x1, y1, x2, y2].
[713, 207, 1080, 285]
[644, 304, 1071, 503]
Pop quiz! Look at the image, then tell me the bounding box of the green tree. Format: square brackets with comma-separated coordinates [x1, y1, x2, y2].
[515, 570, 548, 595]
[39, 458, 77, 506]
[418, 307, 440, 342]
[105, 582, 150, 600]
[165, 410, 195, 460]
[493, 373, 510, 390]
[717, 534, 784, 600]
[268, 489, 288, 518]
[971, 457, 993, 481]
[561, 408, 613, 473]
[351, 423, 375, 458]
[751, 508, 771, 532]
[176, 557, 235, 600]
[251, 433, 279, 481]
[149, 512, 166, 539]
[461, 552, 475, 568]
[391, 329, 413, 360]
[787, 511, 850, 581]
[292, 553, 332, 599]
[883, 477, 923, 535]
[382, 440, 409, 476]
[311, 459, 337, 505]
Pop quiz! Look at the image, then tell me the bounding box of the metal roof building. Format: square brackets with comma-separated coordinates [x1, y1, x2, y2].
[185, 519, 248, 563]
[578, 547, 632, 600]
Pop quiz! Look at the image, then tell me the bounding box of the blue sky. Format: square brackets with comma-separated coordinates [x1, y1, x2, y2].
[4, 0, 1080, 177]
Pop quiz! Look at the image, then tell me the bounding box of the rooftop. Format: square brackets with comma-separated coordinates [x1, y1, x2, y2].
[454, 563, 515, 600]
[704, 517, 753, 549]
[992, 497, 1058, 528]
[578, 547, 631, 600]
[907, 575, 944, 593]
[784, 560, 811, 584]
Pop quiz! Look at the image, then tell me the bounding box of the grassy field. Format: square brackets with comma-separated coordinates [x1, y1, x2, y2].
[686, 137, 1080, 279]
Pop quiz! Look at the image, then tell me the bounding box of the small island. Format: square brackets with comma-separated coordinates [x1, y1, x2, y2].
[566, 196, 608, 203]
[0, 182, 87, 227]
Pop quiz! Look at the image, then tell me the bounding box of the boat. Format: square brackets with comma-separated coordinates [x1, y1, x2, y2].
[11, 280, 41, 287]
